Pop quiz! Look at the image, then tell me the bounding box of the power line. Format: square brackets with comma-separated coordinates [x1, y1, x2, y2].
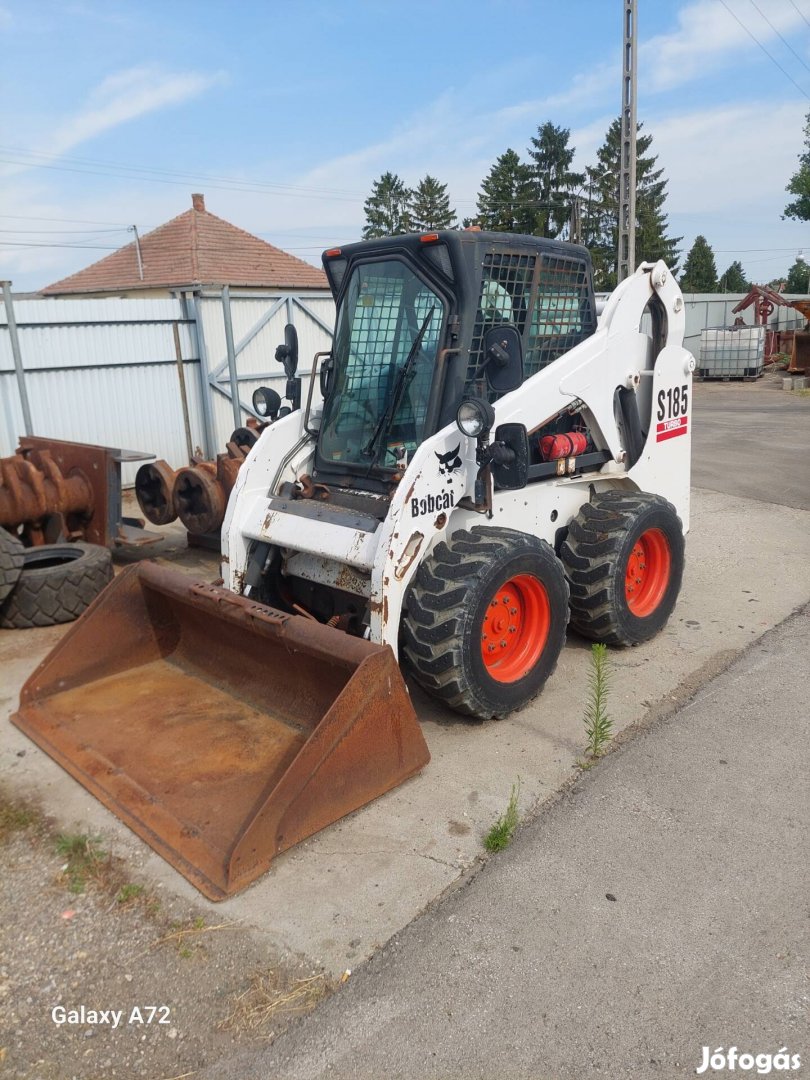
[714, 245, 809, 253]
[0, 145, 365, 199]
[746, 0, 810, 75]
[786, 0, 810, 32]
[0, 212, 143, 227]
[717, 0, 810, 99]
[0, 146, 366, 202]
[0, 227, 129, 235]
[0, 240, 120, 250]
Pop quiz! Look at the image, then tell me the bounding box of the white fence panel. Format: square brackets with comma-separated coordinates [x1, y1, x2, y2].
[0, 290, 335, 484]
[196, 291, 334, 450]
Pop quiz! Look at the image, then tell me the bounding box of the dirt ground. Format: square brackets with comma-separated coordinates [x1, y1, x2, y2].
[0, 509, 335, 1080]
[0, 803, 335, 1080]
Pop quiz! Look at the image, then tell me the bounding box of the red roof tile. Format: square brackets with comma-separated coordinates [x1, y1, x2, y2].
[41, 194, 328, 294]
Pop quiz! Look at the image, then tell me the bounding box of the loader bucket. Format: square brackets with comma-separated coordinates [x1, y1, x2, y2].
[11, 563, 429, 900]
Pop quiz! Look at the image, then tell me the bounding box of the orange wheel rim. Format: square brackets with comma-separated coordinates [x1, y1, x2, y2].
[480, 574, 551, 684]
[625, 528, 671, 617]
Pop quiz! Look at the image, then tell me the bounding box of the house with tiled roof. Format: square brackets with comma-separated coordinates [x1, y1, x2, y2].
[41, 194, 327, 298]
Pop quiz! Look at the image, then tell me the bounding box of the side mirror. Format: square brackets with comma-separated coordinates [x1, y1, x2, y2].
[482, 325, 523, 394]
[275, 323, 299, 380]
[319, 354, 335, 399]
[491, 423, 529, 490]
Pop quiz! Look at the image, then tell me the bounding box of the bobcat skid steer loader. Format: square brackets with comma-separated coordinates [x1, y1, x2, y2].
[14, 230, 693, 898]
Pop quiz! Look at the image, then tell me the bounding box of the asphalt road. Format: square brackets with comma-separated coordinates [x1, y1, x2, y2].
[691, 379, 810, 510]
[198, 378, 810, 1080]
[203, 605, 810, 1080]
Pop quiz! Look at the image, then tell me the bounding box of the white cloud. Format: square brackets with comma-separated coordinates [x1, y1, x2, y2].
[641, 0, 807, 92]
[651, 99, 806, 213]
[0, 65, 224, 180]
[49, 65, 224, 159]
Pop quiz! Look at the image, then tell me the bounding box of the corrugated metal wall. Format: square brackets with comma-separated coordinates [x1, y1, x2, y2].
[0, 291, 334, 484]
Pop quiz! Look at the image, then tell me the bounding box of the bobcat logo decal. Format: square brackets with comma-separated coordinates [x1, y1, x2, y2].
[435, 444, 462, 475]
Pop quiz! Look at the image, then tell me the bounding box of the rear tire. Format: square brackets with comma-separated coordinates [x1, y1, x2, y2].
[0, 528, 24, 605]
[0, 542, 113, 629]
[560, 490, 685, 646]
[402, 527, 569, 720]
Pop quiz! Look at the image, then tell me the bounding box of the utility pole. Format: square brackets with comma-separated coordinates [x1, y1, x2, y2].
[618, 0, 637, 282]
[129, 225, 144, 281]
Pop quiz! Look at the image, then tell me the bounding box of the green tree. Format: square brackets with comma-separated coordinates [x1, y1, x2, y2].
[526, 122, 584, 238]
[784, 110, 810, 221]
[409, 175, 456, 231]
[362, 172, 413, 239]
[585, 118, 681, 290]
[718, 260, 750, 293]
[473, 149, 535, 232]
[680, 236, 718, 292]
[785, 258, 810, 293]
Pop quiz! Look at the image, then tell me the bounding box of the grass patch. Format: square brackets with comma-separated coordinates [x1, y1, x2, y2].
[584, 643, 613, 758]
[116, 883, 145, 906]
[222, 970, 332, 1035]
[55, 832, 109, 894]
[0, 798, 40, 842]
[484, 779, 520, 853]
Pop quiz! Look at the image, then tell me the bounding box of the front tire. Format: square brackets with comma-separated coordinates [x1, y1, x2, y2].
[402, 528, 569, 720]
[561, 490, 685, 646]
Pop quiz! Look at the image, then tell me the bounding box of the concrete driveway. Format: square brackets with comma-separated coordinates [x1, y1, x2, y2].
[1, 375, 808, 977]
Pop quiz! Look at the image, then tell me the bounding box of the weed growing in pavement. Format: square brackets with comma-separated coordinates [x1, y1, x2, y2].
[0, 797, 40, 842]
[584, 643, 613, 758]
[55, 832, 108, 894]
[116, 883, 146, 906]
[484, 779, 520, 853]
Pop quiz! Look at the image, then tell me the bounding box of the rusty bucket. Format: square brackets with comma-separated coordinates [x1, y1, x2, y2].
[12, 563, 429, 900]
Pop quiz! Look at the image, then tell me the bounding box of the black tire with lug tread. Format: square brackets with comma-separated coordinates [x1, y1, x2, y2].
[402, 527, 569, 720]
[0, 542, 113, 629]
[561, 490, 685, 647]
[0, 528, 24, 605]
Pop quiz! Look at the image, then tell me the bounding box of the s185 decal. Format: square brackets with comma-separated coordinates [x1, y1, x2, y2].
[656, 384, 689, 442]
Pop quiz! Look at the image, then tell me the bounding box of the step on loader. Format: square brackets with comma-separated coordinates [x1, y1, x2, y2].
[14, 230, 694, 898]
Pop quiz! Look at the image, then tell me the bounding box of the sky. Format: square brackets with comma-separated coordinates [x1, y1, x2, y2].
[1, 0, 809, 292]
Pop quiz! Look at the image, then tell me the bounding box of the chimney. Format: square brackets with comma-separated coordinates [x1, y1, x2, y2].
[192, 193, 205, 212]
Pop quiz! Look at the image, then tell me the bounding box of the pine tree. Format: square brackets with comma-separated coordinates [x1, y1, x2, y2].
[784, 110, 810, 221]
[680, 236, 718, 292]
[362, 172, 413, 239]
[474, 150, 536, 233]
[785, 258, 810, 293]
[718, 260, 750, 293]
[526, 123, 584, 238]
[585, 119, 681, 290]
[409, 175, 456, 231]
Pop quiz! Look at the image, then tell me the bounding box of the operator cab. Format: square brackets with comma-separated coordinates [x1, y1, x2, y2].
[314, 231, 598, 493]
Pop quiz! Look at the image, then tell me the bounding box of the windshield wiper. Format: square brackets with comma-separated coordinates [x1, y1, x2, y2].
[362, 306, 436, 465]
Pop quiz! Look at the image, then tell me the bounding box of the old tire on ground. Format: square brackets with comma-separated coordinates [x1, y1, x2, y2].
[0, 528, 24, 605]
[560, 490, 685, 646]
[402, 527, 569, 720]
[0, 542, 113, 629]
